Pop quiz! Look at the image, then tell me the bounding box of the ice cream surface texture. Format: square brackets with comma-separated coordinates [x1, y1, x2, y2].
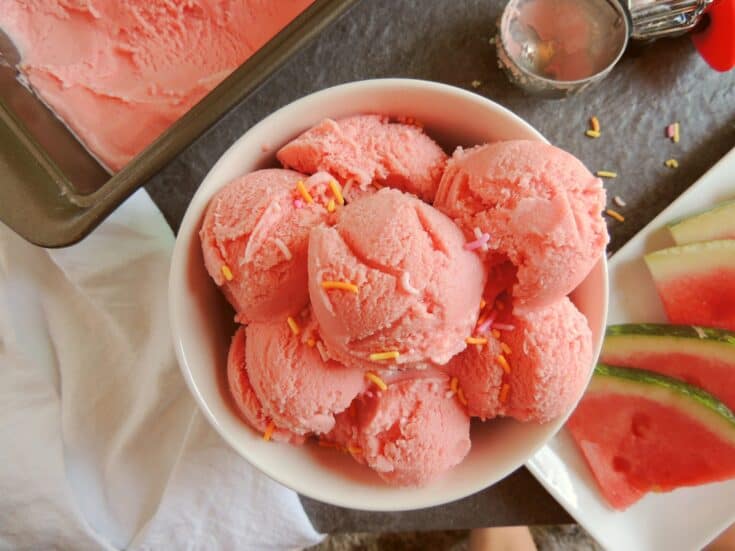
[0, 0, 312, 170]
[308, 188, 486, 370]
[245, 313, 365, 435]
[277, 115, 448, 202]
[200, 169, 328, 324]
[201, 116, 606, 487]
[435, 140, 607, 310]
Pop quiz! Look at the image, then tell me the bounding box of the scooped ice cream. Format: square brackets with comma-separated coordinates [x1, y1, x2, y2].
[200, 169, 329, 323]
[335, 374, 471, 486]
[308, 188, 486, 370]
[434, 140, 607, 309]
[245, 312, 365, 435]
[277, 115, 448, 202]
[227, 327, 303, 444]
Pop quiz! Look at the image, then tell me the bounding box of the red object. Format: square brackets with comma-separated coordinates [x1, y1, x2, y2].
[692, 0, 735, 71]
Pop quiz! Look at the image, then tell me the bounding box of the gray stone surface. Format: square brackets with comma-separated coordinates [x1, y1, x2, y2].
[145, 0, 735, 534]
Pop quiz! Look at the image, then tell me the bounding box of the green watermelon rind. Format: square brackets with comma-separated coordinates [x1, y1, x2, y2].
[591, 364, 735, 444]
[606, 323, 735, 344]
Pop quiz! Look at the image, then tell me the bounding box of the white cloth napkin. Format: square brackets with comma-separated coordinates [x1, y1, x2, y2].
[0, 190, 323, 550]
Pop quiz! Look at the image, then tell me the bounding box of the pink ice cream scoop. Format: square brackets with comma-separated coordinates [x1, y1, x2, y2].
[308, 188, 486, 370]
[349, 375, 471, 486]
[226, 326, 303, 444]
[200, 169, 329, 323]
[245, 311, 366, 435]
[501, 296, 593, 422]
[434, 140, 607, 310]
[277, 115, 448, 202]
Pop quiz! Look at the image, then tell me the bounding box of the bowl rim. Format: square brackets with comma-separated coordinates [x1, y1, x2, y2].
[169, 77, 609, 510]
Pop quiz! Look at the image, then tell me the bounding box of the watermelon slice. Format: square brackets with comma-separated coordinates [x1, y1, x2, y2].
[645, 240, 735, 331]
[601, 324, 735, 410]
[667, 200, 735, 245]
[567, 364, 735, 511]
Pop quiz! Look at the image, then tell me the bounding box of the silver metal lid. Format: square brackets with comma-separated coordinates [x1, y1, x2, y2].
[629, 0, 713, 40]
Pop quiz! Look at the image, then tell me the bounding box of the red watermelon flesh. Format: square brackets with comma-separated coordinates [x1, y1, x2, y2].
[566, 364, 735, 511]
[601, 324, 735, 412]
[645, 241, 735, 332]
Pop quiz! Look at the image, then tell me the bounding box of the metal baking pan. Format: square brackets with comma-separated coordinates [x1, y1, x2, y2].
[0, 0, 357, 247]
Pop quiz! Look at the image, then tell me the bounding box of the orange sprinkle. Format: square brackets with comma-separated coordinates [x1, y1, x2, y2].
[499, 383, 510, 404]
[457, 387, 468, 406]
[480, 298, 487, 310]
[590, 116, 600, 133]
[466, 336, 488, 345]
[296, 180, 314, 203]
[365, 371, 388, 390]
[321, 280, 359, 294]
[347, 445, 363, 456]
[221, 265, 233, 281]
[500, 342, 512, 355]
[450, 377, 459, 394]
[606, 208, 625, 222]
[327, 198, 336, 213]
[328, 180, 345, 206]
[492, 329, 501, 339]
[263, 421, 276, 441]
[286, 316, 301, 336]
[496, 354, 511, 374]
[368, 351, 400, 362]
[306, 338, 316, 348]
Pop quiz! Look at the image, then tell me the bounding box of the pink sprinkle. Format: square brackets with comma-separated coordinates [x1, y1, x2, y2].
[476, 310, 498, 334]
[666, 124, 676, 138]
[464, 233, 490, 251]
[493, 323, 515, 332]
[293, 199, 304, 209]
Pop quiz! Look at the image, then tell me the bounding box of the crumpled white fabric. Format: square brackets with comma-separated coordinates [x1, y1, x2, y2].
[0, 190, 323, 550]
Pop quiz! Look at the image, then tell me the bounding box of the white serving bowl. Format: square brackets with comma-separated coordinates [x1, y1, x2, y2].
[169, 78, 608, 511]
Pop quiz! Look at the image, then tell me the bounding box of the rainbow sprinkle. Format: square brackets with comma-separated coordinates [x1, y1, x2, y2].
[450, 377, 459, 394]
[369, 350, 400, 362]
[293, 199, 304, 209]
[492, 329, 501, 339]
[476, 310, 497, 334]
[286, 316, 301, 336]
[665, 158, 679, 168]
[606, 208, 625, 222]
[493, 323, 515, 332]
[590, 116, 600, 133]
[321, 280, 359, 294]
[457, 387, 468, 406]
[316, 341, 329, 362]
[496, 354, 511, 374]
[667, 122, 680, 143]
[464, 232, 490, 252]
[499, 383, 510, 404]
[465, 336, 488, 345]
[263, 421, 276, 441]
[329, 180, 345, 206]
[400, 271, 420, 295]
[365, 371, 388, 391]
[221, 265, 234, 281]
[596, 170, 617, 179]
[306, 338, 316, 348]
[296, 180, 313, 203]
[500, 342, 512, 356]
[327, 199, 336, 213]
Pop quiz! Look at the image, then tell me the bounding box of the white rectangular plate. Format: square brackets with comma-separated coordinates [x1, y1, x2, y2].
[527, 146, 735, 551]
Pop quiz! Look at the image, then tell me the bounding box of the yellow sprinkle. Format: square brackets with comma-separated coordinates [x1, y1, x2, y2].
[665, 158, 679, 168]
[496, 354, 511, 375]
[500, 342, 512, 356]
[321, 280, 359, 294]
[328, 180, 345, 206]
[480, 298, 487, 310]
[465, 336, 488, 345]
[457, 387, 468, 406]
[365, 371, 388, 390]
[347, 445, 363, 456]
[590, 116, 600, 133]
[596, 170, 617, 179]
[492, 329, 501, 339]
[450, 377, 459, 394]
[368, 351, 400, 362]
[263, 421, 276, 441]
[585, 130, 601, 139]
[296, 180, 313, 203]
[606, 208, 625, 222]
[286, 316, 301, 336]
[306, 338, 316, 348]
[327, 198, 336, 213]
[499, 383, 510, 404]
[221, 265, 233, 281]
[673, 122, 680, 144]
